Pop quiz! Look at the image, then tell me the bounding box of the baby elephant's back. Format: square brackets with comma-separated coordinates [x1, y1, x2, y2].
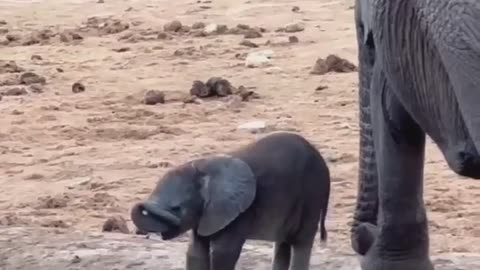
[231, 132, 330, 241]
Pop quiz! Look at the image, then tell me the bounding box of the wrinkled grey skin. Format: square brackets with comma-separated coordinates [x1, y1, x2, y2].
[131, 132, 331, 270]
[351, 1, 480, 270]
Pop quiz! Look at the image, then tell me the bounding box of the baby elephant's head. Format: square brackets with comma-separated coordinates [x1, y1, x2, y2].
[131, 155, 256, 240]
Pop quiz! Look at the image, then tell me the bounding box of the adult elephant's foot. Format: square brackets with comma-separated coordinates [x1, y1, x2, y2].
[354, 223, 435, 270]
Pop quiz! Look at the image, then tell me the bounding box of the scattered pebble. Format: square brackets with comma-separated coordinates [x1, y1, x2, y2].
[56, 67, 64, 73]
[284, 22, 305, 33]
[71, 255, 81, 264]
[311, 54, 357, 75]
[2, 87, 28, 96]
[292, 6, 300, 12]
[24, 173, 44, 180]
[237, 85, 260, 101]
[206, 77, 234, 97]
[0, 60, 25, 73]
[0, 20, 6, 25]
[97, 0, 105, 3]
[144, 90, 165, 105]
[289, 36, 299, 43]
[203, 23, 228, 35]
[240, 40, 259, 48]
[190, 80, 210, 98]
[164, 20, 183, 32]
[6, 33, 21, 42]
[157, 32, 172, 40]
[31, 55, 43, 61]
[29, 84, 44, 93]
[102, 216, 130, 234]
[265, 66, 284, 74]
[59, 31, 83, 43]
[316, 85, 328, 91]
[244, 29, 262, 39]
[245, 50, 274, 68]
[112, 47, 131, 52]
[72, 82, 85, 93]
[191, 22, 205, 29]
[20, 72, 46, 85]
[237, 121, 267, 133]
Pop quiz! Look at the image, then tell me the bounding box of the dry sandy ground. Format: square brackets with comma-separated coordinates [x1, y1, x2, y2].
[0, 0, 480, 268]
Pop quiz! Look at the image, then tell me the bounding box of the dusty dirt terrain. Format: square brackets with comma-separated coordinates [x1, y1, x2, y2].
[1, 0, 480, 269]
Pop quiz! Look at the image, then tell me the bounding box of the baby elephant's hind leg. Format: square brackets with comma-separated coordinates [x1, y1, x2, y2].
[290, 239, 314, 270]
[271, 242, 291, 270]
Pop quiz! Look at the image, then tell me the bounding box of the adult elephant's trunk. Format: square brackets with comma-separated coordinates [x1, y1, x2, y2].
[350, 0, 379, 256]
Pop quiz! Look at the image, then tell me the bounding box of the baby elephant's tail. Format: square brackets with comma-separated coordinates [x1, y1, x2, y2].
[319, 208, 328, 248]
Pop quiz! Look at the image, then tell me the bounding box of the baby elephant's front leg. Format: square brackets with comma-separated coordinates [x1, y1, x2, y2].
[210, 236, 245, 270]
[186, 233, 210, 270]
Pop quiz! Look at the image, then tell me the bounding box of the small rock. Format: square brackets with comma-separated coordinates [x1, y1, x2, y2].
[289, 36, 299, 43]
[315, 85, 328, 91]
[6, 33, 21, 42]
[311, 54, 357, 75]
[203, 23, 218, 34]
[284, 22, 305, 33]
[265, 66, 283, 74]
[29, 84, 44, 93]
[71, 255, 81, 264]
[0, 95, 2, 101]
[72, 82, 85, 93]
[144, 90, 165, 105]
[292, 6, 300, 12]
[24, 173, 44, 180]
[20, 72, 46, 85]
[190, 80, 211, 97]
[164, 20, 183, 32]
[183, 95, 202, 104]
[192, 22, 206, 29]
[3, 87, 28, 96]
[157, 32, 172, 40]
[237, 24, 250, 30]
[203, 23, 228, 35]
[237, 121, 267, 133]
[239, 40, 258, 48]
[0, 60, 24, 73]
[216, 24, 228, 34]
[0, 20, 6, 25]
[112, 47, 130, 52]
[245, 50, 274, 68]
[244, 29, 262, 39]
[206, 77, 233, 97]
[97, 0, 105, 3]
[102, 216, 130, 234]
[59, 31, 83, 42]
[56, 67, 64, 73]
[237, 86, 260, 101]
[31, 55, 43, 61]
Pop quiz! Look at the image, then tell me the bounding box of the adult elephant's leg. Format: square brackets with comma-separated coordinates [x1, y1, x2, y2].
[359, 66, 433, 270]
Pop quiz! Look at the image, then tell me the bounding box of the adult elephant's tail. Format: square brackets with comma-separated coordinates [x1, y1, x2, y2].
[350, 0, 379, 256]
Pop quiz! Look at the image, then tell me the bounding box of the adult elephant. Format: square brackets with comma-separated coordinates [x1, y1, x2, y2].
[350, 1, 480, 270]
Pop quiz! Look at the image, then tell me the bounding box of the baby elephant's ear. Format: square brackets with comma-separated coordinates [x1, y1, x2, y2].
[193, 155, 256, 236]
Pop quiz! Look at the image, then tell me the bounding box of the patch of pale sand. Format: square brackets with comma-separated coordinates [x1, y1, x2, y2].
[0, 0, 479, 268]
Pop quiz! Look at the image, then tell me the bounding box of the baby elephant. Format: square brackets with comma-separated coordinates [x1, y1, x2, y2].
[131, 132, 331, 270]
